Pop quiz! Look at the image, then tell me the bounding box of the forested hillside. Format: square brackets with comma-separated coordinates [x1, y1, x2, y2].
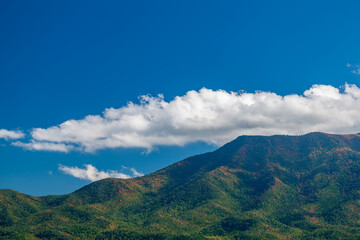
[2, 133, 360, 239]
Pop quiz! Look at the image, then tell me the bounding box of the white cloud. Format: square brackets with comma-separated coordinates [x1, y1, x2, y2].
[13, 83, 360, 152]
[0, 129, 24, 140]
[58, 164, 142, 181]
[347, 63, 360, 75]
[12, 140, 73, 152]
[121, 166, 144, 177]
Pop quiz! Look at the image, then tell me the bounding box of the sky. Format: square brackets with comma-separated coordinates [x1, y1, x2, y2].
[1, 0, 360, 196]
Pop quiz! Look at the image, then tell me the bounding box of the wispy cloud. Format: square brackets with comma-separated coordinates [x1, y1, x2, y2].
[347, 63, 360, 75]
[12, 140, 73, 152]
[13, 83, 360, 152]
[121, 166, 144, 177]
[58, 164, 143, 182]
[0, 129, 24, 140]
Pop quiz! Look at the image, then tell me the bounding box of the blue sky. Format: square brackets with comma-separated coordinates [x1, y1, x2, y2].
[1, 0, 360, 196]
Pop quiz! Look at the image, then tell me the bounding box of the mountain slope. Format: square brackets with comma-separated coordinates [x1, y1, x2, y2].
[3, 133, 360, 239]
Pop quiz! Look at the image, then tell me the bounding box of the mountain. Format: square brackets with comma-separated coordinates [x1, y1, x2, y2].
[3, 132, 360, 239]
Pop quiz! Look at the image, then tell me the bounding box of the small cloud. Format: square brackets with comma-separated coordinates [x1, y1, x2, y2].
[12, 140, 73, 153]
[48, 170, 53, 175]
[130, 167, 144, 177]
[122, 166, 144, 177]
[347, 63, 360, 75]
[58, 164, 142, 182]
[0, 129, 24, 140]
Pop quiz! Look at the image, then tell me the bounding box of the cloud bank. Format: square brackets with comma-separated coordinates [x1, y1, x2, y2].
[58, 164, 143, 182]
[0, 129, 24, 140]
[13, 84, 360, 152]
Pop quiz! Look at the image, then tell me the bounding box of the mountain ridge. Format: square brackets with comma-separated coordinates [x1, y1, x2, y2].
[2, 132, 360, 239]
